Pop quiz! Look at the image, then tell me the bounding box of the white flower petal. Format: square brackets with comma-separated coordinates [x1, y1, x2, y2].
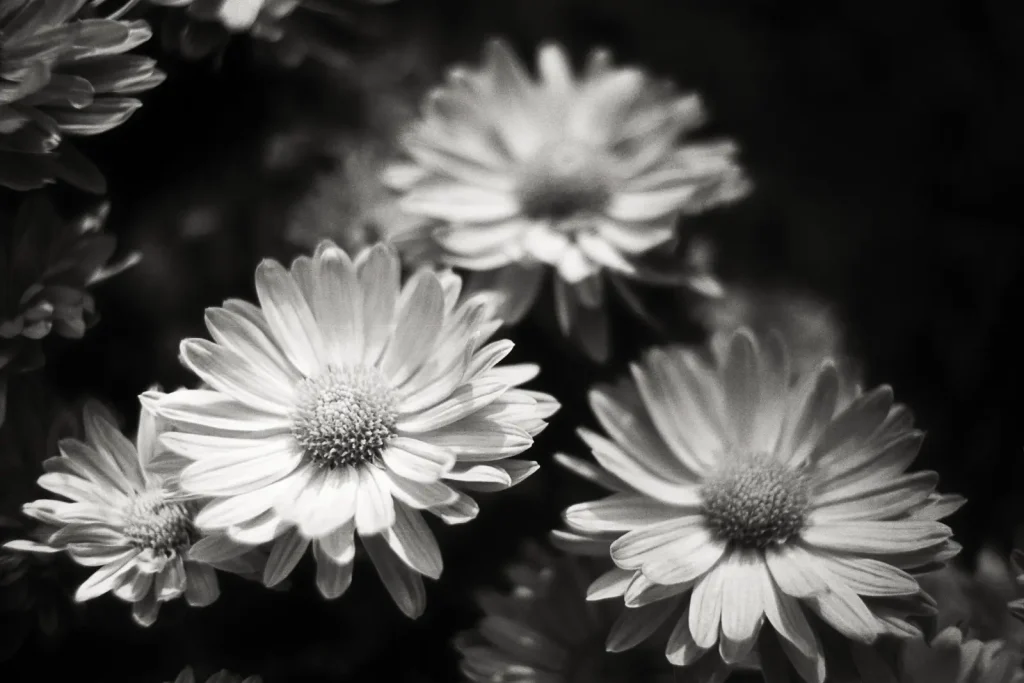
[355, 466, 396, 535]
[254, 259, 325, 376]
[312, 244, 364, 364]
[263, 528, 310, 587]
[179, 338, 294, 414]
[363, 534, 427, 618]
[384, 504, 443, 579]
[383, 438, 456, 483]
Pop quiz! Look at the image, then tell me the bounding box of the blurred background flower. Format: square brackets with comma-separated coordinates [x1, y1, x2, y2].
[0, 374, 86, 662]
[383, 39, 747, 360]
[894, 627, 1024, 683]
[455, 542, 674, 683]
[918, 547, 1024, 655]
[0, 194, 139, 426]
[150, 0, 399, 67]
[0, 0, 164, 192]
[167, 665, 261, 683]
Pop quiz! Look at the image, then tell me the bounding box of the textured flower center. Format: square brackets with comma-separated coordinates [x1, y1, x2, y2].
[122, 491, 196, 556]
[291, 365, 398, 469]
[517, 142, 612, 221]
[700, 454, 810, 548]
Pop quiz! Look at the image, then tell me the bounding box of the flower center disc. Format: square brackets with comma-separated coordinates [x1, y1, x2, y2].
[517, 142, 612, 221]
[292, 365, 398, 469]
[700, 454, 810, 548]
[123, 492, 195, 556]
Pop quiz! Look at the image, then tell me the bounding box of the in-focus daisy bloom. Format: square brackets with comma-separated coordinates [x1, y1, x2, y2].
[385, 39, 748, 361]
[0, 0, 164, 192]
[456, 543, 675, 683]
[167, 666, 261, 683]
[0, 196, 139, 426]
[156, 241, 557, 617]
[894, 628, 1024, 683]
[5, 397, 257, 626]
[559, 329, 961, 682]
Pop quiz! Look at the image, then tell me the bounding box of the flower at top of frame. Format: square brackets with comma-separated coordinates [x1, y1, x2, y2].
[0, 0, 164, 192]
[384, 39, 749, 361]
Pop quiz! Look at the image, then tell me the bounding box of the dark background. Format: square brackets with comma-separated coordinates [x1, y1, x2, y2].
[6, 0, 1024, 680]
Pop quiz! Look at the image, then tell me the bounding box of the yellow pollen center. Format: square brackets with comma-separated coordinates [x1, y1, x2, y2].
[700, 454, 810, 548]
[291, 365, 398, 469]
[122, 491, 195, 556]
[517, 142, 612, 222]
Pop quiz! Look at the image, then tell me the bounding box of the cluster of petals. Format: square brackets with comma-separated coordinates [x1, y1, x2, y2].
[5, 397, 257, 626]
[893, 627, 1024, 683]
[385, 39, 747, 360]
[558, 328, 962, 682]
[156, 241, 557, 617]
[0, 0, 164, 192]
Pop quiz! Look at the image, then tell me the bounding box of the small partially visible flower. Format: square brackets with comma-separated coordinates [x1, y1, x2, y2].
[456, 543, 675, 683]
[1011, 549, 1024, 623]
[166, 666, 262, 683]
[288, 144, 428, 260]
[0, 0, 164, 192]
[559, 329, 960, 682]
[385, 39, 748, 360]
[6, 396, 258, 626]
[157, 241, 557, 617]
[0, 378, 85, 661]
[895, 628, 1024, 683]
[153, 0, 398, 67]
[0, 195, 140, 426]
[699, 283, 848, 380]
[918, 547, 1024, 653]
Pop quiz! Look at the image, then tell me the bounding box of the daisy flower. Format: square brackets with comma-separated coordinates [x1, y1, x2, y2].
[384, 39, 748, 361]
[0, 0, 164, 192]
[1, 196, 139, 427]
[558, 329, 960, 682]
[155, 241, 557, 617]
[167, 666, 261, 683]
[894, 628, 1024, 683]
[6, 395, 258, 626]
[456, 543, 674, 683]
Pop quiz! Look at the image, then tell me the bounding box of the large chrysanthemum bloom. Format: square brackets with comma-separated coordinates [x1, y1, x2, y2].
[0, 196, 139, 426]
[5, 396, 259, 626]
[456, 543, 675, 683]
[152, 0, 397, 67]
[167, 666, 261, 683]
[0, 0, 164, 192]
[894, 628, 1024, 683]
[155, 241, 557, 617]
[384, 39, 748, 361]
[558, 329, 961, 682]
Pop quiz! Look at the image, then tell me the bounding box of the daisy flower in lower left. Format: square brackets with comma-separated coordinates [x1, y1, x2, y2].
[4, 395, 258, 626]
